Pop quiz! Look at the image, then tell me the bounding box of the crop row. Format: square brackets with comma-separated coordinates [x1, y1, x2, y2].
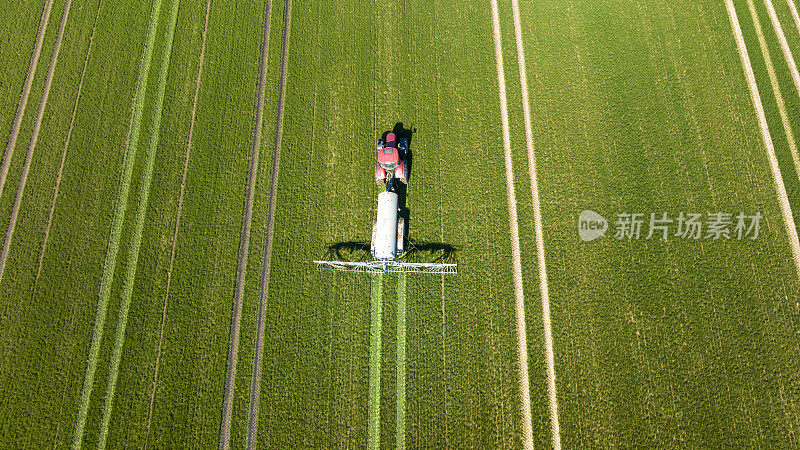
[0, 0, 152, 446]
[508, 0, 800, 446]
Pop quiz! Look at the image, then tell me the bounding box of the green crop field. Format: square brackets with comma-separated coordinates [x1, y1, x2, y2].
[1, 0, 800, 447]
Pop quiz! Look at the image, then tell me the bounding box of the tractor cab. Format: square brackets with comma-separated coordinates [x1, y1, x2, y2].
[375, 131, 408, 185]
[377, 133, 400, 166]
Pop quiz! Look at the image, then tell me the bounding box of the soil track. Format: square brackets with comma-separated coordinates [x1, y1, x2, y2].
[219, 0, 273, 447]
[0, 0, 72, 285]
[0, 0, 54, 201]
[146, 0, 212, 438]
[764, 0, 800, 99]
[745, 0, 800, 185]
[489, 1, 534, 448]
[245, 0, 291, 447]
[788, 0, 800, 37]
[511, 0, 560, 447]
[724, 0, 800, 277]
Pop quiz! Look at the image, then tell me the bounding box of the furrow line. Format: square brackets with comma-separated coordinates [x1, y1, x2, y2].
[33, 0, 103, 290]
[488, 0, 534, 448]
[0, 0, 54, 201]
[218, 0, 274, 446]
[246, 0, 290, 446]
[0, 0, 72, 285]
[511, 0, 560, 448]
[725, 0, 800, 278]
[145, 0, 212, 439]
[71, 0, 165, 446]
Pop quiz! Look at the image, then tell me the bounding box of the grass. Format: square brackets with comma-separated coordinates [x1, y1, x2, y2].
[3, 0, 800, 448]
[253, 0, 373, 446]
[0, 0, 49, 140]
[0, 0, 152, 446]
[252, 0, 525, 446]
[0, 0, 106, 297]
[134, 0, 265, 446]
[511, 0, 800, 446]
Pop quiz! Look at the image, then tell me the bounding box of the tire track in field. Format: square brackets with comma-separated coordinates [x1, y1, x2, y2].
[725, 0, 800, 279]
[145, 0, 211, 439]
[747, 0, 800, 189]
[510, 1, 561, 448]
[72, 0, 165, 446]
[786, 0, 800, 37]
[368, 273, 383, 450]
[219, 0, 274, 447]
[0, 0, 54, 201]
[96, 0, 181, 446]
[246, 0, 290, 446]
[488, 1, 534, 448]
[0, 0, 72, 285]
[33, 0, 103, 290]
[763, 0, 800, 99]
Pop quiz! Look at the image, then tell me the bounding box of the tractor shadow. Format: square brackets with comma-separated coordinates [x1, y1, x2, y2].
[323, 241, 371, 261]
[322, 239, 458, 263]
[404, 239, 459, 263]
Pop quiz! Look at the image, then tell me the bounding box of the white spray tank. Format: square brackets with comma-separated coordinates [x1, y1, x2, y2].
[371, 190, 404, 260]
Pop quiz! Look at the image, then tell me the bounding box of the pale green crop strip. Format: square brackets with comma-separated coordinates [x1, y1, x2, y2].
[97, 0, 180, 447]
[71, 0, 164, 447]
[395, 274, 406, 450]
[369, 273, 383, 449]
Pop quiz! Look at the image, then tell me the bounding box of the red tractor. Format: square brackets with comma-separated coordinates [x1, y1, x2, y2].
[375, 132, 408, 185]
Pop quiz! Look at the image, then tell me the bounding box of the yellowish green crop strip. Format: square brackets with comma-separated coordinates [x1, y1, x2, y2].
[369, 273, 383, 449]
[396, 274, 406, 450]
[96, 0, 181, 447]
[70, 0, 164, 448]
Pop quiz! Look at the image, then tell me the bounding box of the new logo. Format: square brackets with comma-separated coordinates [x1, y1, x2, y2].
[578, 210, 608, 242]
